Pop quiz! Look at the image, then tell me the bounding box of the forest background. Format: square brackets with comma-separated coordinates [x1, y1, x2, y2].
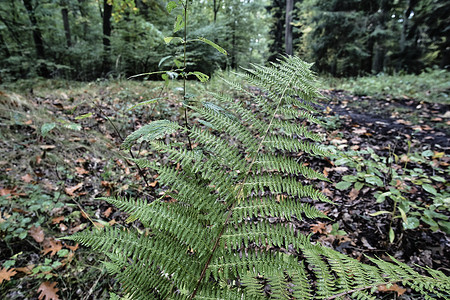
[0, 0, 449, 81]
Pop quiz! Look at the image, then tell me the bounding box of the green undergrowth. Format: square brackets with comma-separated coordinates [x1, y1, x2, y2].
[323, 69, 450, 104]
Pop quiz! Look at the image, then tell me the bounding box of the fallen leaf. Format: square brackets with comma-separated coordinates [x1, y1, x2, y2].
[37, 281, 60, 300]
[15, 265, 34, 274]
[51, 216, 64, 224]
[348, 188, 359, 201]
[75, 167, 89, 175]
[149, 180, 158, 187]
[42, 238, 63, 256]
[103, 207, 113, 218]
[378, 284, 406, 296]
[39, 145, 56, 150]
[311, 222, 328, 234]
[29, 225, 45, 243]
[0, 188, 12, 197]
[21, 174, 34, 183]
[0, 268, 17, 284]
[59, 223, 68, 232]
[65, 243, 79, 252]
[64, 182, 83, 196]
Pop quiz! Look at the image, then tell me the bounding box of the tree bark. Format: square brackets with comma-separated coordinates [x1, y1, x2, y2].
[102, 0, 113, 74]
[61, 6, 72, 47]
[22, 0, 49, 77]
[285, 0, 293, 55]
[213, 0, 221, 22]
[22, 0, 45, 59]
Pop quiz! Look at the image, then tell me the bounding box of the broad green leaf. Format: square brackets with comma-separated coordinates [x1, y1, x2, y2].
[342, 175, 358, 182]
[365, 175, 383, 187]
[389, 227, 395, 243]
[354, 181, 364, 191]
[63, 123, 81, 131]
[75, 112, 92, 120]
[163, 37, 183, 44]
[197, 37, 227, 55]
[166, 1, 177, 13]
[438, 220, 450, 234]
[430, 175, 446, 182]
[421, 150, 434, 157]
[41, 122, 56, 137]
[335, 181, 352, 190]
[375, 191, 391, 203]
[174, 15, 184, 33]
[187, 71, 209, 82]
[422, 184, 437, 195]
[402, 217, 420, 230]
[369, 210, 392, 216]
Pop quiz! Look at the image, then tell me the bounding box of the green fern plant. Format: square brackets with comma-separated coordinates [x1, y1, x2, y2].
[65, 56, 450, 299]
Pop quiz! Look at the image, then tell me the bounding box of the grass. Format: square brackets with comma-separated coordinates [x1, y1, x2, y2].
[322, 68, 450, 104]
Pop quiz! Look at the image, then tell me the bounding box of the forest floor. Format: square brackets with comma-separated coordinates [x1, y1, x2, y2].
[0, 79, 449, 299]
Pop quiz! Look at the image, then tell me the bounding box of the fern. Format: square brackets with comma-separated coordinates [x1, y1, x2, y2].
[66, 56, 450, 299]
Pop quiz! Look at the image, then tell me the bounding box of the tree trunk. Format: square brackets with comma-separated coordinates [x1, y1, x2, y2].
[61, 6, 72, 47]
[22, 0, 45, 59]
[213, 0, 220, 22]
[285, 0, 293, 55]
[231, 20, 237, 69]
[0, 31, 10, 58]
[22, 0, 49, 77]
[102, 0, 113, 74]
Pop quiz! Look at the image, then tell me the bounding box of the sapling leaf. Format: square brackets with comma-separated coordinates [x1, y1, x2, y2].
[422, 184, 437, 195]
[335, 181, 352, 190]
[197, 37, 228, 55]
[75, 113, 92, 120]
[187, 71, 209, 82]
[41, 123, 56, 137]
[369, 210, 392, 216]
[174, 15, 184, 33]
[403, 217, 419, 230]
[127, 98, 166, 111]
[166, 1, 177, 13]
[389, 227, 395, 243]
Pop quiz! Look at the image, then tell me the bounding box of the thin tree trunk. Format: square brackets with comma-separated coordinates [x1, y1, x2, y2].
[102, 0, 112, 74]
[22, 0, 49, 77]
[213, 0, 220, 22]
[61, 7, 72, 47]
[285, 0, 293, 55]
[231, 20, 237, 69]
[22, 0, 45, 59]
[0, 31, 10, 58]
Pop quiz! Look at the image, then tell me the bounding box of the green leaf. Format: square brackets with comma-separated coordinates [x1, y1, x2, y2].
[354, 182, 364, 191]
[187, 71, 209, 82]
[403, 217, 420, 230]
[438, 220, 450, 234]
[75, 112, 92, 120]
[197, 37, 227, 55]
[335, 181, 352, 190]
[127, 98, 166, 111]
[369, 210, 392, 216]
[430, 175, 446, 182]
[342, 175, 358, 182]
[63, 123, 81, 131]
[41, 122, 56, 137]
[398, 207, 407, 223]
[422, 184, 437, 195]
[163, 37, 183, 44]
[174, 15, 184, 33]
[389, 227, 395, 243]
[158, 55, 173, 68]
[421, 150, 434, 157]
[365, 175, 383, 187]
[166, 1, 177, 13]
[121, 120, 181, 150]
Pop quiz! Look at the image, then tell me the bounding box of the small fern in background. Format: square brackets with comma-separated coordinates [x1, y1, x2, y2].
[66, 56, 450, 299]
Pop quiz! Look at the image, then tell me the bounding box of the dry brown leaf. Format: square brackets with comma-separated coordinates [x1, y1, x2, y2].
[378, 284, 407, 296]
[348, 188, 359, 201]
[29, 225, 45, 243]
[42, 238, 63, 256]
[75, 167, 89, 175]
[149, 180, 158, 187]
[65, 243, 79, 252]
[51, 216, 64, 224]
[39, 145, 56, 150]
[37, 281, 60, 300]
[21, 173, 34, 183]
[0, 268, 17, 284]
[59, 223, 68, 232]
[310, 222, 328, 234]
[0, 188, 12, 197]
[15, 265, 34, 274]
[103, 207, 113, 218]
[64, 182, 83, 196]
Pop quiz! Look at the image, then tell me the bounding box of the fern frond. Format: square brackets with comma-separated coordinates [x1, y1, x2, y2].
[121, 120, 181, 150]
